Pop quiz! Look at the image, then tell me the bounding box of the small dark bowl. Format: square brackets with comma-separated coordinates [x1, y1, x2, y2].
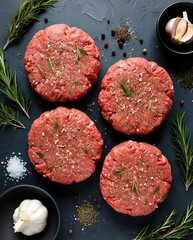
[0, 185, 60, 240]
[156, 2, 193, 55]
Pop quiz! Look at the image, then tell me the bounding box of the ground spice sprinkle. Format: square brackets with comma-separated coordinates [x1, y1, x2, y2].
[179, 65, 193, 91]
[75, 201, 98, 227]
[114, 23, 132, 43]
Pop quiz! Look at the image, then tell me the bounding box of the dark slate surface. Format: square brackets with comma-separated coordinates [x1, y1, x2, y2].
[0, 0, 193, 239]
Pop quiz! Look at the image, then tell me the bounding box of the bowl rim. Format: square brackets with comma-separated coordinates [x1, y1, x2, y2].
[0, 184, 61, 240]
[156, 1, 193, 55]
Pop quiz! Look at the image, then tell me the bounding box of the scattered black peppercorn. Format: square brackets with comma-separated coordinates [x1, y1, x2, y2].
[118, 41, 124, 49]
[104, 42, 109, 48]
[123, 52, 127, 58]
[44, 17, 48, 23]
[111, 29, 115, 37]
[107, 20, 110, 24]
[111, 50, 116, 56]
[101, 34, 105, 40]
[139, 38, 144, 44]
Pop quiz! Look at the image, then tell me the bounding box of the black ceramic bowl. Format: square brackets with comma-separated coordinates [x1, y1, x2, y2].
[0, 185, 60, 240]
[156, 2, 193, 55]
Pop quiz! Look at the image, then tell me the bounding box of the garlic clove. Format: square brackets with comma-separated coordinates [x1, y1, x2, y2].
[181, 23, 193, 43]
[165, 17, 181, 37]
[172, 18, 188, 44]
[13, 219, 25, 233]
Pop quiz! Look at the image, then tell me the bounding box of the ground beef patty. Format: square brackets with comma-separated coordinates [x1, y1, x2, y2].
[98, 57, 174, 135]
[28, 107, 103, 184]
[100, 140, 172, 216]
[25, 24, 100, 102]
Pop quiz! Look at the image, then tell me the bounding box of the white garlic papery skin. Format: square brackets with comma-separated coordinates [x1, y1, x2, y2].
[13, 199, 48, 236]
[165, 11, 193, 44]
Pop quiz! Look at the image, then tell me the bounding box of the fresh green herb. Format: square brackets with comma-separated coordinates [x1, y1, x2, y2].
[82, 147, 89, 154]
[152, 186, 160, 194]
[37, 64, 47, 79]
[48, 58, 55, 73]
[53, 121, 59, 136]
[132, 180, 139, 197]
[133, 200, 193, 240]
[114, 168, 130, 176]
[3, 0, 57, 50]
[0, 49, 31, 118]
[171, 112, 193, 191]
[36, 152, 44, 159]
[120, 80, 133, 97]
[75, 44, 88, 64]
[0, 102, 25, 129]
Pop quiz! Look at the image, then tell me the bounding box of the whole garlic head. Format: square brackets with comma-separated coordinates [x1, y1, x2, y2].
[13, 199, 48, 236]
[165, 11, 193, 44]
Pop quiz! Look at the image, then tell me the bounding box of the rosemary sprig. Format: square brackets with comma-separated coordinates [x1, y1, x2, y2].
[3, 0, 57, 50]
[171, 112, 193, 191]
[48, 58, 55, 73]
[0, 102, 25, 129]
[133, 200, 193, 240]
[120, 80, 133, 97]
[132, 180, 139, 197]
[0, 49, 31, 118]
[75, 44, 88, 64]
[37, 64, 47, 79]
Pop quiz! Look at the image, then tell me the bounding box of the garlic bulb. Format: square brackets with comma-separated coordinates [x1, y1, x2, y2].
[13, 199, 48, 236]
[165, 11, 193, 44]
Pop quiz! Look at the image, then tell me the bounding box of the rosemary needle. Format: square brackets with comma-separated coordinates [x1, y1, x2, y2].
[133, 200, 193, 240]
[0, 48, 31, 118]
[171, 112, 193, 191]
[0, 102, 25, 129]
[3, 0, 57, 50]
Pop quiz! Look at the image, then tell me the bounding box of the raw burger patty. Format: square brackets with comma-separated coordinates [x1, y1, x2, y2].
[25, 24, 100, 102]
[100, 140, 172, 216]
[28, 107, 103, 184]
[98, 57, 174, 135]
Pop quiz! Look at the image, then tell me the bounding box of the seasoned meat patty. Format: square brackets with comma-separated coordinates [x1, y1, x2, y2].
[98, 57, 174, 135]
[25, 24, 100, 102]
[28, 107, 103, 184]
[100, 140, 172, 216]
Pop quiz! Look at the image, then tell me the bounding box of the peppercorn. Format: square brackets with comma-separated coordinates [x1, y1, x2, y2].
[104, 42, 109, 48]
[123, 52, 127, 58]
[107, 20, 110, 24]
[101, 34, 105, 40]
[111, 29, 115, 37]
[111, 50, 116, 56]
[180, 100, 184, 106]
[139, 38, 144, 44]
[118, 41, 124, 49]
[44, 18, 48, 23]
[143, 48, 147, 55]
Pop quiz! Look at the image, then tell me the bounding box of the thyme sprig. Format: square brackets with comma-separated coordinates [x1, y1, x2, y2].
[3, 0, 57, 50]
[133, 200, 193, 240]
[0, 49, 31, 118]
[0, 102, 25, 129]
[171, 112, 193, 191]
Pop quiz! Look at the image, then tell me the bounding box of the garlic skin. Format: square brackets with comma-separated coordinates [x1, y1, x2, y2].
[165, 11, 193, 44]
[13, 199, 48, 236]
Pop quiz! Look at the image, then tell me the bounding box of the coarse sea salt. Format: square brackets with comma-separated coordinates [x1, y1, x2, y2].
[1, 153, 29, 182]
